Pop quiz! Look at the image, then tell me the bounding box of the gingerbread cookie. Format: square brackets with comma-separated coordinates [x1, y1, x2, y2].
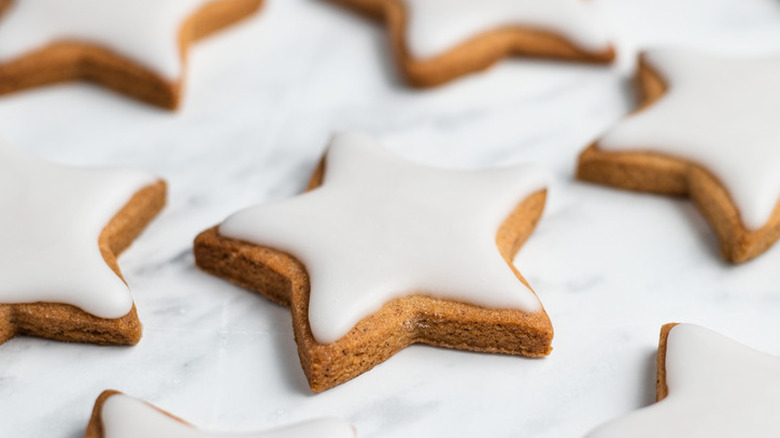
[0, 139, 165, 346]
[586, 323, 780, 437]
[86, 390, 357, 438]
[578, 49, 780, 263]
[0, 0, 262, 109]
[194, 131, 553, 392]
[324, 0, 615, 87]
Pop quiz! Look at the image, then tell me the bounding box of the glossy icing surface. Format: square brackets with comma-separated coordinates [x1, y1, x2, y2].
[101, 393, 356, 438]
[0, 0, 214, 79]
[401, 0, 611, 59]
[0, 140, 157, 318]
[599, 49, 780, 230]
[587, 324, 780, 437]
[219, 132, 549, 343]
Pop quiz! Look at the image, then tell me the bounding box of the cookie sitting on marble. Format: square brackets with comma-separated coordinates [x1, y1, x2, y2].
[194, 131, 553, 392]
[323, 0, 615, 87]
[0, 139, 165, 346]
[578, 49, 780, 263]
[0, 0, 262, 109]
[586, 323, 780, 437]
[86, 390, 357, 438]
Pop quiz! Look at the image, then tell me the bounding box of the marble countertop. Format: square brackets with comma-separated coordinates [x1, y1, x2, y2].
[3, 0, 780, 436]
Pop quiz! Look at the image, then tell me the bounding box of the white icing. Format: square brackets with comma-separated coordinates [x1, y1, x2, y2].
[599, 49, 780, 230]
[0, 139, 157, 318]
[586, 324, 780, 437]
[0, 0, 217, 79]
[219, 131, 549, 344]
[101, 394, 356, 438]
[400, 0, 611, 60]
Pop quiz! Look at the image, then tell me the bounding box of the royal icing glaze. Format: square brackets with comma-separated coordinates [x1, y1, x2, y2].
[586, 324, 780, 437]
[0, 0, 216, 79]
[400, 0, 611, 60]
[0, 139, 157, 318]
[219, 131, 550, 344]
[100, 394, 356, 438]
[599, 49, 780, 230]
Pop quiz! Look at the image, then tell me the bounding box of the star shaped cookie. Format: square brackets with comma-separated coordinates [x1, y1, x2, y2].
[325, 0, 615, 87]
[87, 390, 356, 438]
[586, 323, 780, 437]
[578, 49, 780, 263]
[195, 132, 553, 392]
[0, 140, 166, 346]
[0, 0, 262, 109]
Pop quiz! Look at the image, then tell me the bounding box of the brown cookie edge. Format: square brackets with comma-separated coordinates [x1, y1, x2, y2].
[0, 179, 166, 346]
[577, 54, 780, 263]
[325, 0, 615, 87]
[194, 157, 552, 392]
[0, 0, 263, 109]
[85, 390, 193, 438]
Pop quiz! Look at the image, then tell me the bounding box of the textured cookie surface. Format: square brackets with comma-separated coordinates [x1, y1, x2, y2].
[86, 390, 356, 438]
[195, 131, 553, 392]
[326, 0, 614, 86]
[578, 49, 780, 263]
[586, 323, 780, 437]
[0, 0, 263, 108]
[0, 140, 166, 346]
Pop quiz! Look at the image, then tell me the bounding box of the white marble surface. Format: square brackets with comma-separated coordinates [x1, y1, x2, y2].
[2, 0, 780, 436]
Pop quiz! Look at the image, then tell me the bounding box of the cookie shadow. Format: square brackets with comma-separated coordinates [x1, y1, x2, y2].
[617, 71, 639, 111]
[674, 201, 723, 264]
[639, 349, 658, 406]
[266, 304, 312, 395]
[369, 36, 406, 89]
[66, 429, 84, 438]
[311, 0, 405, 89]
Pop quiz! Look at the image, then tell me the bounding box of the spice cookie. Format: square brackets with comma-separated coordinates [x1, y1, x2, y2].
[194, 131, 553, 392]
[86, 390, 357, 438]
[586, 323, 780, 437]
[577, 49, 780, 263]
[0, 140, 165, 346]
[324, 0, 615, 87]
[0, 0, 262, 109]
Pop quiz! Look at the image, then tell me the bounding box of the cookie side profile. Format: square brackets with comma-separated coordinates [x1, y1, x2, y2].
[86, 390, 357, 438]
[0, 0, 263, 109]
[0, 141, 166, 346]
[577, 49, 780, 263]
[195, 132, 553, 392]
[586, 323, 780, 437]
[326, 0, 615, 87]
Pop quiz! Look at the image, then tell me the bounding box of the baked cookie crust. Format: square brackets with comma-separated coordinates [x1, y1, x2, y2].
[577, 54, 780, 263]
[0, 0, 262, 109]
[195, 147, 553, 392]
[0, 180, 166, 346]
[326, 0, 615, 87]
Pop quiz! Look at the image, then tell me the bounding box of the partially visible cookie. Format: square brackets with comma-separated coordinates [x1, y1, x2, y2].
[0, 139, 166, 346]
[586, 323, 780, 437]
[195, 131, 553, 392]
[0, 0, 263, 109]
[578, 49, 780, 263]
[325, 0, 615, 87]
[86, 390, 357, 438]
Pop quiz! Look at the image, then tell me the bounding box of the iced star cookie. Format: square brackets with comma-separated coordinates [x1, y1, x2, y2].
[578, 49, 780, 263]
[86, 391, 357, 438]
[0, 139, 165, 346]
[0, 0, 262, 109]
[194, 131, 553, 392]
[586, 323, 780, 437]
[325, 0, 615, 87]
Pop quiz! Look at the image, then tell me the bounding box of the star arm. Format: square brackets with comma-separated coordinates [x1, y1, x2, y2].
[91, 392, 356, 438]
[585, 399, 702, 438]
